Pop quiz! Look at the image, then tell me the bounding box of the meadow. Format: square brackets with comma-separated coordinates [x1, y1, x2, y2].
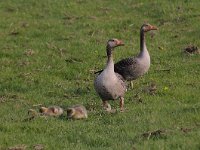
[0, 0, 200, 149]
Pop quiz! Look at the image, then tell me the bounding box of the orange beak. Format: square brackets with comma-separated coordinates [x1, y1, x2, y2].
[116, 40, 125, 46]
[149, 25, 158, 30]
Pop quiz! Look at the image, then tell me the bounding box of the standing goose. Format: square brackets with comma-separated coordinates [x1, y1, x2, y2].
[94, 39, 126, 112]
[114, 24, 158, 83]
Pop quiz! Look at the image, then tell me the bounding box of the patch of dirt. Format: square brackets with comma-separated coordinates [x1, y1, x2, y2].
[180, 127, 193, 133]
[21, 22, 29, 28]
[19, 61, 31, 66]
[9, 31, 19, 36]
[0, 94, 19, 103]
[33, 144, 44, 150]
[8, 144, 27, 150]
[24, 49, 35, 56]
[142, 129, 167, 139]
[98, 7, 112, 14]
[134, 124, 199, 143]
[184, 45, 200, 54]
[0, 95, 7, 103]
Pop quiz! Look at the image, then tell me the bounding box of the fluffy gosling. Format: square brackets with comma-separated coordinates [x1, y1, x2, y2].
[39, 106, 63, 117]
[67, 105, 88, 119]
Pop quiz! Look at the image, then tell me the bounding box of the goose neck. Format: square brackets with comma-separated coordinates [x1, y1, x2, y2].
[106, 45, 114, 70]
[106, 45, 113, 63]
[140, 29, 146, 51]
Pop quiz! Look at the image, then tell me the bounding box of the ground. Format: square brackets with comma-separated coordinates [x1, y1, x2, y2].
[0, 0, 200, 149]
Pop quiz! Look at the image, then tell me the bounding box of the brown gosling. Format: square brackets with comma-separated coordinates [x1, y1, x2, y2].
[67, 105, 88, 119]
[39, 106, 64, 117]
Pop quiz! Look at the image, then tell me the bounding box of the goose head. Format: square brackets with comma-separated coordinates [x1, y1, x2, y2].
[107, 38, 124, 48]
[141, 24, 158, 32]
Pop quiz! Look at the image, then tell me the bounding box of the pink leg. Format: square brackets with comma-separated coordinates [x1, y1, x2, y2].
[119, 97, 124, 112]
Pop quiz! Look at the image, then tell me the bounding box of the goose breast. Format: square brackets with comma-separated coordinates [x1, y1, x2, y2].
[94, 71, 126, 100]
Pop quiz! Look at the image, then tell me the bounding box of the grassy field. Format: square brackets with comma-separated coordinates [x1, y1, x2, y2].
[0, 0, 200, 149]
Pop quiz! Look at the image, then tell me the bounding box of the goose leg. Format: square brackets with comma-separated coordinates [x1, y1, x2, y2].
[102, 101, 111, 112]
[119, 97, 124, 112]
[130, 81, 134, 89]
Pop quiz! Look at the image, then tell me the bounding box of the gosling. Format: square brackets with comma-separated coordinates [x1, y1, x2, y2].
[39, 106, 64, 117]
[67, 105, 88, 119]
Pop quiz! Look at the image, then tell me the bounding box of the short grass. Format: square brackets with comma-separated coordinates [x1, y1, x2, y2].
[0, 0, 200, 149]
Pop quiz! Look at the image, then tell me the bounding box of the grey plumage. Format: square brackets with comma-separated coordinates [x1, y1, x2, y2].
[94, 72, 126, 100]
[95, 24, 157, 82]
[114, 24, 157, 81]
[94, 39, 126, 112]
[114, 51, 150, 81]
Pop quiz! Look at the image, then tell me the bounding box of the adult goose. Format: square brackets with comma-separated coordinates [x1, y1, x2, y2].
[94, 39, 127, 112]
[114, 24, 158, 83]
[95, 24, 157, 88]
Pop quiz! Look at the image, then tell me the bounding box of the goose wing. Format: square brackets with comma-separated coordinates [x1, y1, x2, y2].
[95, 57, 138, 76]
[114, 57, 137, 75]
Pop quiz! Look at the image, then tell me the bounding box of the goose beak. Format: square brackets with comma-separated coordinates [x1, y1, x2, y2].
[150, 25, 158, 30]
[116, 40, 125, 46]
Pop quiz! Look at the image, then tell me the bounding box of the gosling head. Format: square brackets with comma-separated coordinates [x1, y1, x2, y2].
[39, 107, 48, 113]
[67, 108, 75, 118]
[141, 23, 158, 32]
[103, 103, 112, 112]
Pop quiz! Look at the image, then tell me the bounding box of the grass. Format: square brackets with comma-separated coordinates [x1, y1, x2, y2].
[0, 0, 200, 149]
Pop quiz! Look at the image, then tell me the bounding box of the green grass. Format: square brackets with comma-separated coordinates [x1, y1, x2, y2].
[0, 0, 200, 149]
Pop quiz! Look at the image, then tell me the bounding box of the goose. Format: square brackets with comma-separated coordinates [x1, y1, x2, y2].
[94, 39, 127, 112]
[114, 24, 157, 83]
[95, 24, 157, 88]
[67, 105, 88, 119]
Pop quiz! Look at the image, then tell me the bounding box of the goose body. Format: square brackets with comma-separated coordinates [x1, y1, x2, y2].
[94, 39, 126, 111]
[114, 45, 150, 81]
[95, 63, 126, 100]
[114, 24, 157, 81]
